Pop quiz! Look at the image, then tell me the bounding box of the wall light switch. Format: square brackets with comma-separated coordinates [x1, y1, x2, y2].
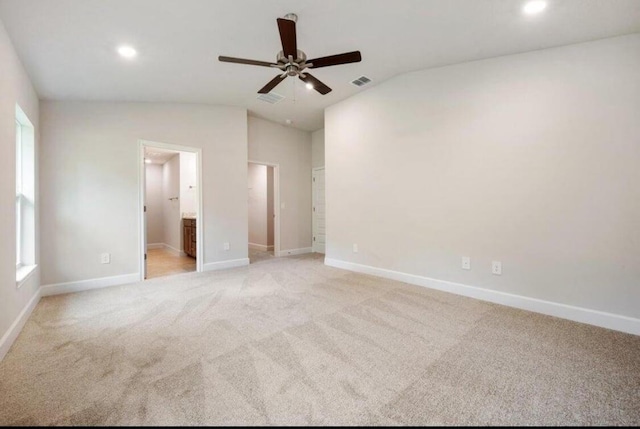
[101, 253, 111, 264]
[224, 242, 230, 251]
[462, 256, 471, 270]
[353, 244, 359, 253]
[492, 260, 502, 275]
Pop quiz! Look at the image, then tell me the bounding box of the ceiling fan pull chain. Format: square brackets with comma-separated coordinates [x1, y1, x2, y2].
[292, 76, 297, 103]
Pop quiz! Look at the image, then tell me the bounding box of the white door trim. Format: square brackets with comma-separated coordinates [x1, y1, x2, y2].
[248, 160, 281, 257]
[139, 140, 204, 280]
[312, 167, 326, 254]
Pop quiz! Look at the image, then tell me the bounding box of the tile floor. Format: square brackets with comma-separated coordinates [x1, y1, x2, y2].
[146, 247, 196, 279]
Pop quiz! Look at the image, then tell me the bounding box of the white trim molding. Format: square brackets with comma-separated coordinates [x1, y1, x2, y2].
[40, 273, 140, 297]
[325, 258, 640, 336]
[312, 167, 326, 254]
[139, 140, 204, 281]
[277, 247, 313, 257]
[249, 242, 274, 251]
[203, 258, 250, 272]
[248, 160, 281, 258]
[147, 243, 186, 256]
[163, 244, 186, 257]
[0, 289, 41, 361]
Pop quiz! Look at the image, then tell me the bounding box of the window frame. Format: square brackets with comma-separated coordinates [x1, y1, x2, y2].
[15, 104, 37, 287]
[16, 119, 22, 269]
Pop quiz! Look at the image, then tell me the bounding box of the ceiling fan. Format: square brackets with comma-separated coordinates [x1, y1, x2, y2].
[218, 13, 362, 95]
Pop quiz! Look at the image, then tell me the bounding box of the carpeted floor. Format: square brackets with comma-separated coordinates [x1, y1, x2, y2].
[1, 253, 639, 426]
[249, 247, 275, 264]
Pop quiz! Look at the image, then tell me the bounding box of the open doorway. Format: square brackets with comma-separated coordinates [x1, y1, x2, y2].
[248, 161, 280, 263]
[139, 141, 202, 279]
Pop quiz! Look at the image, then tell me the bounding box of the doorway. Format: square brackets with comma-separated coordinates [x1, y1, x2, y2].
[139, 140, 203, 280]
[312, 167, 326, 254]
[248, 161, 280, 263]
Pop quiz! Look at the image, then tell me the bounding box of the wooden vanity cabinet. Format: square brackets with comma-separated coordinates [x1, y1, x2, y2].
[183, 218, 197, 258]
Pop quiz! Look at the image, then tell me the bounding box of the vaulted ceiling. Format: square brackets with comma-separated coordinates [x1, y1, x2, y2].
[1, 0, 639, 131]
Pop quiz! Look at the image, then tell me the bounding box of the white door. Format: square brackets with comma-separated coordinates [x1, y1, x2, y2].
[312, 168, 326, 254]
[142, 155, 148, 280]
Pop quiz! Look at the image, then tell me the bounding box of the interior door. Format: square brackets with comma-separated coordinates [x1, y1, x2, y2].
[312, 168, 326, 254]
[142, 151, 148, 279]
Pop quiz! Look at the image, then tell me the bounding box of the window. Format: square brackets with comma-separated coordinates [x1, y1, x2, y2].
[16, 104, 36, 286]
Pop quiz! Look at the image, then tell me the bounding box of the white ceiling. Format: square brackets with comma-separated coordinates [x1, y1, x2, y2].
[1, 0, 639, 131]
[145, 147, 178, 165]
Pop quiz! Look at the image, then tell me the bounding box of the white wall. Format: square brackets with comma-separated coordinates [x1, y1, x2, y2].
[179, 151, 197, 216]
[0, 20, 40, 355]
[248, 116, 312, 252]
[162, 154, 181, 252]
[326, 34, 640, 322]
[40, 102, 248, 285]
[248, 163, 269, 247]
[144, 164, 164, 245]
[312, 128, 325, 168]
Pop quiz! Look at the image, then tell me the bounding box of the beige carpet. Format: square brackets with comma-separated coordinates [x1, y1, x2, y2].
[249, 247, 275, 264]
[1, 254, 638, 426]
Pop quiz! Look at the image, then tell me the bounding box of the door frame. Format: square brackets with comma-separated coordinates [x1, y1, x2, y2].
[312, 167, 325, 254]
[248, 160, 281, 257]
[138, 139, 203, 280]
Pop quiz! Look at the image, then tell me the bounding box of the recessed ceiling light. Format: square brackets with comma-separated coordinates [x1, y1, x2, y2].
[305, 83, 314, 90]
[144, 159, 152, 164]
[117, 45, 137, 59]
[523, 1, 547, 15]
[285, 119, 292, 125]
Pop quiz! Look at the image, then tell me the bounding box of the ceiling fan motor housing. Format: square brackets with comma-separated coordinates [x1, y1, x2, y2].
[277, 49, 308, 76]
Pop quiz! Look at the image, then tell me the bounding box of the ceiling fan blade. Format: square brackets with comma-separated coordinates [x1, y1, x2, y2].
[277, 18, 297, 59]
[258, 74, 287, 94]
[218, 56, 276, 67]
[308, 51, 362, 69]
[299, 73, 332, 95]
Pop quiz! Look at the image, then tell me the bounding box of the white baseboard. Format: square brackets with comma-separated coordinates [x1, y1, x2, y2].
[0, 289, 41, 361]
[249, 242, 274, 251]
[162, 243, 186, 257]
[277, 247, 313, 257]
[40, 273, 140, 297]
[203, 258, 250, 272]
[325, 258, 640, 336]
[147, 243, 186, 256]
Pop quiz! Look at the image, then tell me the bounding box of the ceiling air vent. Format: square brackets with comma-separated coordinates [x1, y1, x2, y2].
[257, 92, 285, 104]
[351, 75, 372, 87]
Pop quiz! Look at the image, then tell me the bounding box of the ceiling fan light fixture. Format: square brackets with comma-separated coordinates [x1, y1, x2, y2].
[306, 83, 314, 90]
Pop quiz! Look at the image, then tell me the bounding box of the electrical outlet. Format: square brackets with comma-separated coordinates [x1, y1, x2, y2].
[223, 242, 230, 251]
[101, 253, 111, 264]
[492, 260, 502, 275]
[462, 256, 471, 270]
[353, 244, 358, 253]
